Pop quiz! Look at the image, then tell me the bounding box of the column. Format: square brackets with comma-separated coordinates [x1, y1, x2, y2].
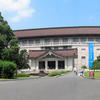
[65, 58, 68, 70]
[36, 60, 39, 71]
[45, 60, 48, 71]
[29, 59, 32, 67]
[56, 60, 58, 70]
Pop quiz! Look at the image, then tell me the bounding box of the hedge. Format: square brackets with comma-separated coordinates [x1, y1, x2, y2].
[0, 60, 17, 78]
[48, 70, 70, 77]
[17, 73, 30, 77]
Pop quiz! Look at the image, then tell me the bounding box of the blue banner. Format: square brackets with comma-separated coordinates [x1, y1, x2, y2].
[88, 42, 94, 68]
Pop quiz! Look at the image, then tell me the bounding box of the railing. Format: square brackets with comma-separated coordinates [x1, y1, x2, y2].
[19, 41, 100, 48]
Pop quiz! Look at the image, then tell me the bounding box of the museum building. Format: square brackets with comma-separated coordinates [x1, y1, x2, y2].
[14, 26, 100, 71]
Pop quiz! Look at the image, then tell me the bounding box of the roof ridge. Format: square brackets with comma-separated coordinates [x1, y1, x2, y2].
[13, 26, 100, 32]
[29, 48, 77, 52]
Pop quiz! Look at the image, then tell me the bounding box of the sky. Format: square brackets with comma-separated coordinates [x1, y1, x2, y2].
[0, 0, 100, 30]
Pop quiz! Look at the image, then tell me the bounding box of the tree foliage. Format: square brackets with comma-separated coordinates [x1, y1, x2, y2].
[17, 50, 30, 69]
[91, 56, 100, 69]
[0, 13, 29, 70]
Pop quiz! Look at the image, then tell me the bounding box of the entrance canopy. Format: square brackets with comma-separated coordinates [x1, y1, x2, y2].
[29, 49, 77, 59]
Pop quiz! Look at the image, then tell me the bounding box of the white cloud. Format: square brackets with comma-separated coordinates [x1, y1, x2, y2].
[0, 0, 35, 22]
[11, 8, 35, 22]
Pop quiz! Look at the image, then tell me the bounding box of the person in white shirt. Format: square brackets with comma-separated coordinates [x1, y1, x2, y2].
[74, 67, 78, 75]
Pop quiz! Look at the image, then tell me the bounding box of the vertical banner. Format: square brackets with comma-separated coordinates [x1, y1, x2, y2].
[88, 42, 94, 68]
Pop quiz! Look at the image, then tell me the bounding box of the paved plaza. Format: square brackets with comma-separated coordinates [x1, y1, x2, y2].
[0, 72, 100, 100]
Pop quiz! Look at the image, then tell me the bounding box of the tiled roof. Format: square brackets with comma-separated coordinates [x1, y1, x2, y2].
[29, 49, 77, 59]
[14, 26, 100, 38]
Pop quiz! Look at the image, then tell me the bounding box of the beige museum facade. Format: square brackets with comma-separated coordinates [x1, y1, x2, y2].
[14, 26, 100, 71]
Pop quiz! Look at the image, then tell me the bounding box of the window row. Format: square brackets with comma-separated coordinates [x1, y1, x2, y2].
[41, 46, 72, 50]
[19, 38, 100, 46]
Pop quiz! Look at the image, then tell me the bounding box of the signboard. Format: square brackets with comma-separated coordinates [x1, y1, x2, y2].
[88, 42, 94, 68]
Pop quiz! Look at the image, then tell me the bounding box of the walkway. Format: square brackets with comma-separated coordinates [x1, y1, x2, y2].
[0, 72, 99, 100]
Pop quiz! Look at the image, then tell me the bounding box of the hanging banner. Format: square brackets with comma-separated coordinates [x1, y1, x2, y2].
[88, 42, 94, 68]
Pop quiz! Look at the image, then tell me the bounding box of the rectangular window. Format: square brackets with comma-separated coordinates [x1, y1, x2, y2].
[63, 46, 68, 49]
[81, 56, 86, 65]
[44, 39, 50, 44]
[54, 47, 58, 50]
[58, 47, 63, 50]
[80, 38, 87, 43]
[63, 38, 68, 43]
[53, 39, 59, 44]
[45, 47, 51, 50]
[88, 38, 94, 42]
[96, 48, 100, 51]
[29, 40, 34, 46]
[35, 39, 40, 44]
[81, 48, 86, 53]
[96, 38, 100, 43]
[72, 38, 79, 43]
[22, 40, 27, 46]
[81, 48, 86, 50]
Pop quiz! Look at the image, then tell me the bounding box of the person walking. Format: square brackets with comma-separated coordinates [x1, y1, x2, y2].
[74, 67, 78, 75]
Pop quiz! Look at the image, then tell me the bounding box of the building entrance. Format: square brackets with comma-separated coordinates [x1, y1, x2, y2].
[48, 61, 56, 69]
[58, 61, 65, 69]
[39, 61, 45, 69]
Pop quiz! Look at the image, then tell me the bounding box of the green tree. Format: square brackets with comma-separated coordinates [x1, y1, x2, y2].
[0, 12, 14, 46]
[91, 56, 100, 69]
[0, 12, 15, 57]
[0, 34, 6, 53]
[0, 13, 29, 70]
[1, 37, 19, 60]
[17, 50, 30, 69]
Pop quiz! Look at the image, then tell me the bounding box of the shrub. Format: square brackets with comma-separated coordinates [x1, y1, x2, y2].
[0, 60, 3, 78]
[3, 61, 17, 78]
[81, 65, 87, 69]
[48, 70, 70, 77]
[17, 73, 30, 77]
[48, 71, 60, 77]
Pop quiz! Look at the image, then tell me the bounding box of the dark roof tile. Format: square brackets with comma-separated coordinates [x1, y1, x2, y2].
[29, 49, 77, 59]
[14, 26, 100, 38]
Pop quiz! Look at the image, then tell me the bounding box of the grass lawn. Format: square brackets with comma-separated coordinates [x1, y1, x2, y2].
[16, 76, 39, 80]
[0, 75, 39, 81]
[48, 70, 70, 77]
[84, 71, 100, 79]
[0, 78, 14, 81]
[0, 76, 39, 81]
